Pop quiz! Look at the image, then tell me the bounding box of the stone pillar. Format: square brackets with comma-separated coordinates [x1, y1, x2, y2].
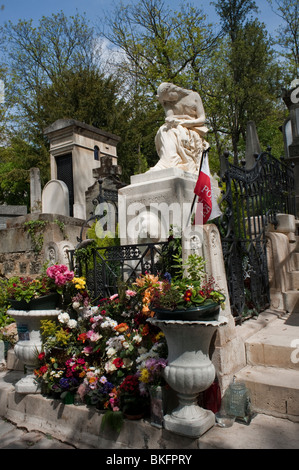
[30, 168, 42, 213]
[245, 121, 261, 170]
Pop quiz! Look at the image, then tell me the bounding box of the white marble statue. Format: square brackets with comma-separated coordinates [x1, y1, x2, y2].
[151, 83, 210, 174]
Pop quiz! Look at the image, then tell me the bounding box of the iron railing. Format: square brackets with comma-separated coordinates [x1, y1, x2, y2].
[217, 149, 295, 322]
[71, 241, 170, 301]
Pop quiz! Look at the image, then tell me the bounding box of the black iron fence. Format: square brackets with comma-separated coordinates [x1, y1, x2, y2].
[217, 149, 295, 322]
[71, 241, 171, 302]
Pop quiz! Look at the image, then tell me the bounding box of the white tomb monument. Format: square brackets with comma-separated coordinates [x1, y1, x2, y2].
[119, 82, 211, 244]
[42, 180, 70, 216]
[119, 83, 240, 395]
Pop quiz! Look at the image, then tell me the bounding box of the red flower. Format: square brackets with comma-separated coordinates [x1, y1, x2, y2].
[36, 365, 48, 376]
[38, 352, 45, 361]
[141, 324, 149, 336]
[120, 375, 140, 395]
[112, 358, 124, 369]
[77, 333, 88, 343]
[184, 289, 192, 302]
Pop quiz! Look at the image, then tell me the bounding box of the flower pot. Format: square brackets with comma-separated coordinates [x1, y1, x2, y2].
[8, 293, 59, 311]
[153, 302, 220, 321]
[148, 316, 227, 438]
[62, 391, 75, 405]
[7, 307, 60, 394]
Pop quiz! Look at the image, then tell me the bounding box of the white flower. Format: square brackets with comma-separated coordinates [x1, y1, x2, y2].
[58, 312, 70, 324]
[67, 319, 77, 329]
[104, 359, 117, 373]
[72, 301, 80, 310]
[132, 334, 142, 344]
[106, 347, 117, 358]
[101, 317, 118, 329]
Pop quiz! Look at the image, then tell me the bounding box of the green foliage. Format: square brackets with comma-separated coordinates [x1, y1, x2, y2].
[0, 0, 295, 199]
[0, 137, 49, 207]
[87, 222, 120, 250]
[103, 0, 218, 94]
[268, 0, 299, 78]
[100, 410, 124, 433]
[24, 219, 48, 254]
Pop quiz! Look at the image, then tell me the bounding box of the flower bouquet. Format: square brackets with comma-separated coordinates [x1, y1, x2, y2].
[119, 374, 148, 418]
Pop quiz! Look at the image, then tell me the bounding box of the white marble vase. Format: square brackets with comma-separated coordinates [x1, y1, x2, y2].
[7, 309, 59, 394]
[148, 316, 227, 438]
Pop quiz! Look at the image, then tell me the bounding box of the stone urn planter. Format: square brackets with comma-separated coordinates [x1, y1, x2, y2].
[148, 315, 227, 438]
[7, 305, 60, 394]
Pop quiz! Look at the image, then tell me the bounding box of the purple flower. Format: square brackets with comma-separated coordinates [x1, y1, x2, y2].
[145, 357, 167, 372]
[59, 377, 78, 390]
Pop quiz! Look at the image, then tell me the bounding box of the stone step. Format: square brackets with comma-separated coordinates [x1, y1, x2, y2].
[245, 314, 299, 370]
[235, 365, 299, 421]
[283, 291, 299, 313]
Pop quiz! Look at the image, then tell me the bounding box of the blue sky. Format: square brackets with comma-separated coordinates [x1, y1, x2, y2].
[0, 0, 282, 36]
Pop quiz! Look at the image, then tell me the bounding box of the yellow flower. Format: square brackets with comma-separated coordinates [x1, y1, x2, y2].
[72, 277, 86, 290]
[139, 368, 150, 383]
[155, 332, 164, 341]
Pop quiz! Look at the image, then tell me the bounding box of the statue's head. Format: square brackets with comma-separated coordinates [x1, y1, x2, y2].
[156, 82, 179, 103]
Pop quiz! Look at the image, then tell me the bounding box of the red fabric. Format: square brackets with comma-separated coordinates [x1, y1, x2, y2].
[194, 156, 212, 224]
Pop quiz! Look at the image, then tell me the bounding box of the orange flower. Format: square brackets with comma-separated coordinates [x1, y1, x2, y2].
[141, 324, 149, 336]
[134, 273, 159, 287]
[114, 323, 129, 333]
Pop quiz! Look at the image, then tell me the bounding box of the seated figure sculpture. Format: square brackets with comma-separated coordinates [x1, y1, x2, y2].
[151, 82, 210, 174]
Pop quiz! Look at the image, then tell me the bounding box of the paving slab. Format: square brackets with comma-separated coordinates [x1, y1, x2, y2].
[0, 417, 75, 449]
[199, 413, 299, 449]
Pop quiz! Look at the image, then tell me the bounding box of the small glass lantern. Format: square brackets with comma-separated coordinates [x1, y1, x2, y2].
[222, 376, 253, 424]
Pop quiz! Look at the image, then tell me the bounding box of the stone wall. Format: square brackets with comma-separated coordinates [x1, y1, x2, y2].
[0, 205, 27, 230]
[0, 213, 87, 278]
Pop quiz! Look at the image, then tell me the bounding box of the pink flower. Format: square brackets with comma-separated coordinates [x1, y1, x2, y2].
[125, 289, 137, 298]
[110, 293, 118, 300]
[86, 330, 100, 342]
[83, 346, 93, 355]
[46, 264, 74, 286]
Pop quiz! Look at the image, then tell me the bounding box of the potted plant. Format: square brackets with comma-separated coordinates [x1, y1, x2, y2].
[149, 254, 225, 321]
[119, 374, 148, 419]
[3, 265, 75, 394]
[4, 264, 74, 311]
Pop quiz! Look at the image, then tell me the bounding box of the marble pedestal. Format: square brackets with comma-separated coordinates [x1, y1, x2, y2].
[118, 168, 198, 244]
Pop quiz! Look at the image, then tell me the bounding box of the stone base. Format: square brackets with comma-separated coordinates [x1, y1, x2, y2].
[164, 406, 215, 438]
[15, 374, 41, 394]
